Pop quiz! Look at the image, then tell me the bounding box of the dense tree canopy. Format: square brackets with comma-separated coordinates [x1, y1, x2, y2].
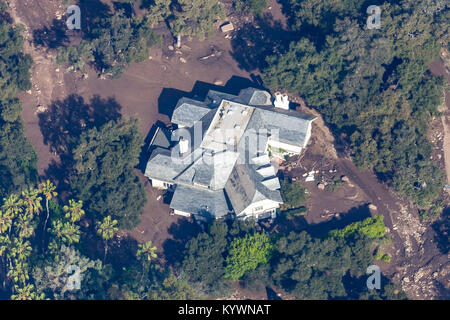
[69, 118, 146, 229]
[262, 0, 448, 206]
[57, 9, 161, 78]
[0, 8, 37, 199]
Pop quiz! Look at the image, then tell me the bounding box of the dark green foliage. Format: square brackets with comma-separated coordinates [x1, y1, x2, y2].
[57, 10, 161, 78]
[280, 206, 307, 219]
[262, 0, 447, 206]
[328, 216, 386, 240]
[359, 282, 408, 300]
[280, 179, 308, 209]
[0, 16, 37, 199]
[89, 10, 159, 78]
[181, 220, 230, 297]
[234, 0, 268, 16]
[180, 220, 259, 297]
[69, 118, 146, 229]
[169, 0, 225, 41]
[224, 231, 273, 280]
[271, 231, 374, 299]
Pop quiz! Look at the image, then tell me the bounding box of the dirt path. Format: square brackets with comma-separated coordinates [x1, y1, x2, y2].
[338, 158, 449, 299]
[437, 48, 450, 194]
[9, 0, 66, 173]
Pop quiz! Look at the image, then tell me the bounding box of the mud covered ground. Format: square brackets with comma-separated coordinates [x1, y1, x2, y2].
[6, 0, 449, 299]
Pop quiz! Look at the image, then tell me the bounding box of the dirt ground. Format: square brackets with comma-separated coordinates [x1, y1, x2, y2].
[6, 0, 449, 299]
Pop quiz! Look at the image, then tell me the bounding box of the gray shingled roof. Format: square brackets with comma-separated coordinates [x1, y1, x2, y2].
[149, 127, 171, 150]
[171, 98, 212, 127]
[144, 148, 187, 184]
[170, 185, 230, 219]
[238, 88, 272, 106]
[246, 107, 315, 147]
[225, 164, 282, 215]
[145, 87, 315, 220]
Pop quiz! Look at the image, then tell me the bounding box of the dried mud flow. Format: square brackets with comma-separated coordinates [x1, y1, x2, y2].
[7, 0, 450, 299]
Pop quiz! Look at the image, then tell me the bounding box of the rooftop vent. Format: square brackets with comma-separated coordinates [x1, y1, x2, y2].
[274, 92, 289, 110]
[179, 138, 189, 154]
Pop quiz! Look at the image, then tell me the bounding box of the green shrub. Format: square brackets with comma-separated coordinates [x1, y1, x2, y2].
[329, 216, 386, 239]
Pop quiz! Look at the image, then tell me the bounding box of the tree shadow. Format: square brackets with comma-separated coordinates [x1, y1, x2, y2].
[107, 235, 140, 269]
[162, 218, 202, 266]
[158, 76, 264, 118]
[38, 94, 122, 187]
[230, 13, 299, 72]
[266, 286, 283, 300]
[432, 207, 449, 254]
[112, 1, 135, 17]
[79, 0, 111, 37]
[32, 18, 69, 49]
[0, 5, 12, 24]
[273, 204, 372, 238]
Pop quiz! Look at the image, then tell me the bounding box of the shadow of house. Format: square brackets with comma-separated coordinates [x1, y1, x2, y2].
[162, 218, 202, 266]
[157, 76, 264, 118]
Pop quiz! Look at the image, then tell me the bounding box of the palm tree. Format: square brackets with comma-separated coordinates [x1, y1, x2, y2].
[136, 241, 157, 282]
[96, 216, 118, 262]
[63, 200, 85, 223]
[11, 284, 45, 300]
[0, 234, 11, 289]
[0, 210, 12, 234]
[2, 194, 23, 235]
[51, 220, 81, 245]
[39, 180, 57, 237]
[7, 259, 30, 285]
[2, 193, 22, 218]
[21, 188, 42, 217]
[137, 241, 158, 263]
[16, 214, 35, 239]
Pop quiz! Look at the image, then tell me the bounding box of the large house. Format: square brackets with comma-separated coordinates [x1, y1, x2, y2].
[145, 87, 316, 222]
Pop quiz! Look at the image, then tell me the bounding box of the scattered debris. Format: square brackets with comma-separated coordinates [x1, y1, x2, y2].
[317, 183, 325, 190]
[220, 21, 234, 33]
[305, 170, 315, 182]
[35, 105, 47, 114]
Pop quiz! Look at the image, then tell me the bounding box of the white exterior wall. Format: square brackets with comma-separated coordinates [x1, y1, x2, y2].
[268, 139, 303, 155]
[173, 209, 192, 217]
[150, 178, 173, 190]
[303, 122, 312, 148]
[238, 199, 280, 220]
